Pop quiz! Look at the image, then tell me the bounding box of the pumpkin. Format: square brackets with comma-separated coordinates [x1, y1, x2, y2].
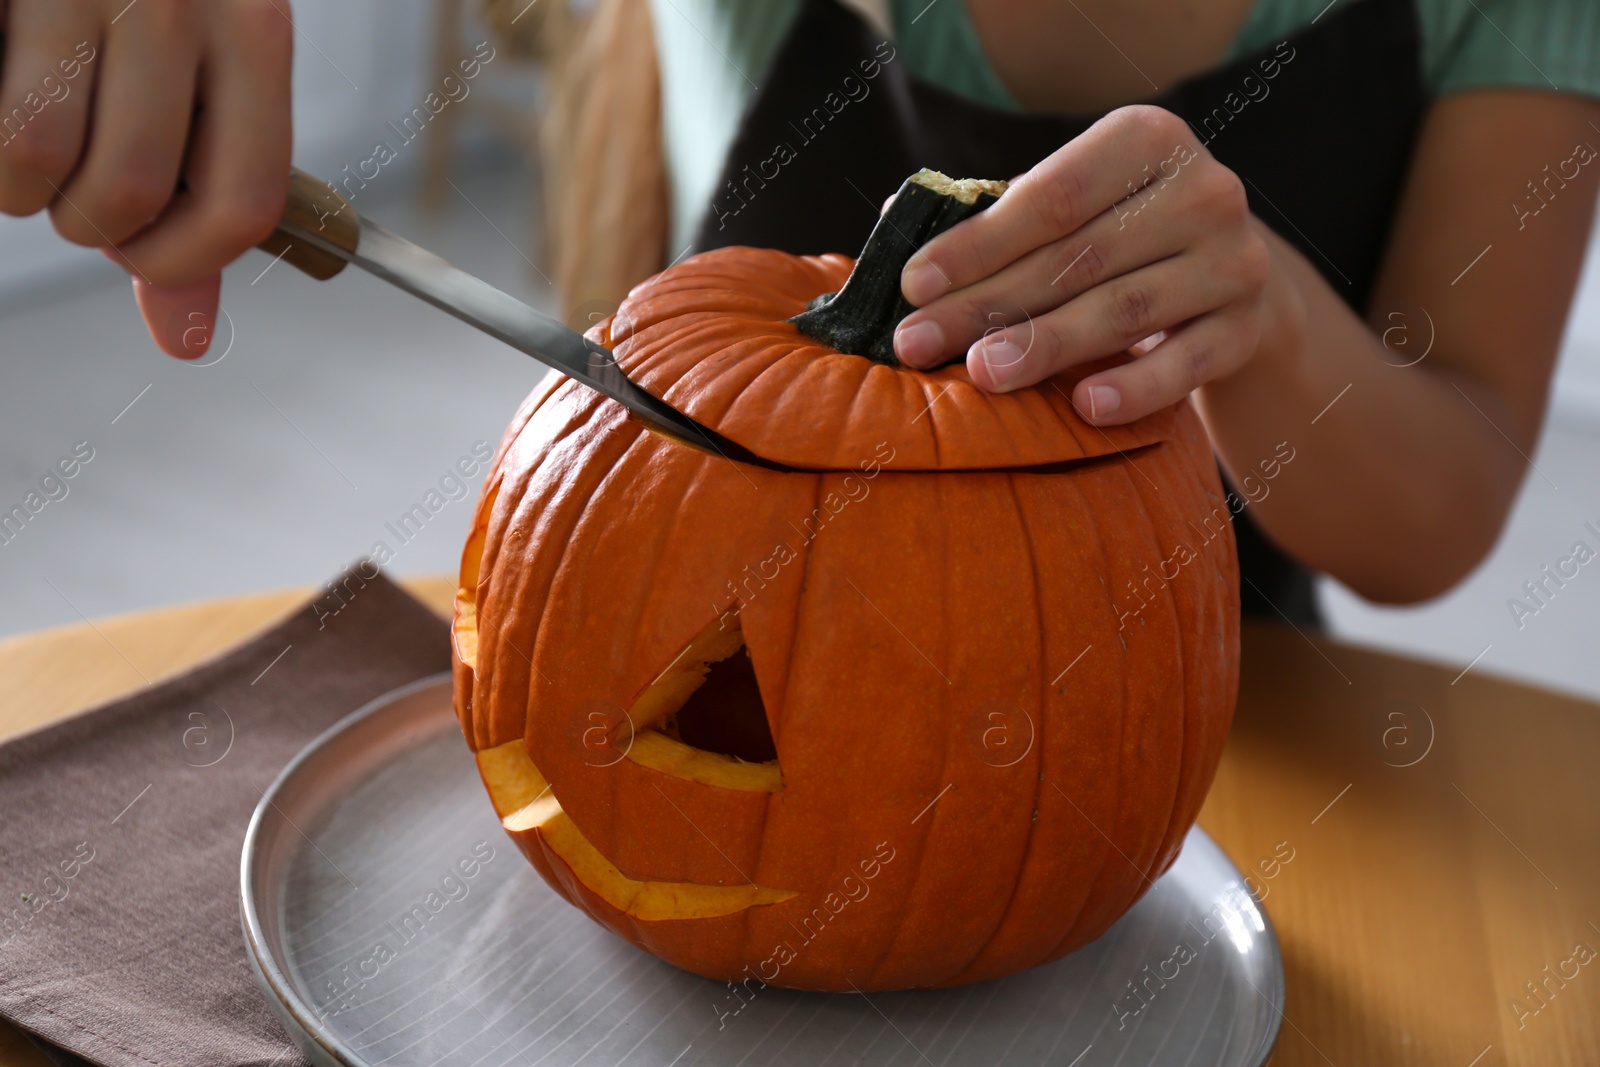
[452, 171, 1240, 992]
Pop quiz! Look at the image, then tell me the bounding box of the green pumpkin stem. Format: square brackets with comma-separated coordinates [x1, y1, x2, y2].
[789, 169, 1007, 365]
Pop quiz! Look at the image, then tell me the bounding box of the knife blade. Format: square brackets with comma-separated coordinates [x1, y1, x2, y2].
[261, 169, 776, 470]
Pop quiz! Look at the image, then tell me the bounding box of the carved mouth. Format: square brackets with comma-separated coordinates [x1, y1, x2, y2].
[475, 739, 796, 921]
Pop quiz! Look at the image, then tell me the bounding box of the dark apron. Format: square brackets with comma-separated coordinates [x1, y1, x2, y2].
[693, 0, 1425, 627]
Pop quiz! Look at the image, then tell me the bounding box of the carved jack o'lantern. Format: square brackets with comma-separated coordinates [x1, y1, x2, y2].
[453, 173, 1239, 991]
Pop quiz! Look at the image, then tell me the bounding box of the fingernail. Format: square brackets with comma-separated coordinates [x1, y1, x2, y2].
[975, 338, 1027, 390]
[131, 276, 222, 360]
[902, 259, 945, 305]
[1087, 385, 1121, 420]
[894, 319, 944, 367]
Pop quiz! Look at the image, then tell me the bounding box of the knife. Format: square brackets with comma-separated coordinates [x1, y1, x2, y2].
[258, 169, 776, 470]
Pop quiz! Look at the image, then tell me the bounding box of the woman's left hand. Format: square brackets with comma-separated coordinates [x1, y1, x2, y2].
[893, 105, 1277, 424]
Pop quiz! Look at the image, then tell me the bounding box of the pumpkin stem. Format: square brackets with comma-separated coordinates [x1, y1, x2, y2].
[789, 169, 1007, 365]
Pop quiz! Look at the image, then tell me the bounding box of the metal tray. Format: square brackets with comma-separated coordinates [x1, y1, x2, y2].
[242, 675, 1283, 1067]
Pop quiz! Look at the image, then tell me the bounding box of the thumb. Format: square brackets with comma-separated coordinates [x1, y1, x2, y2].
[131, 274, 223, 360]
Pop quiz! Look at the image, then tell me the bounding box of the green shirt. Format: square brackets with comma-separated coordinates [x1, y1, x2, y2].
[650, 0, 1600, 250]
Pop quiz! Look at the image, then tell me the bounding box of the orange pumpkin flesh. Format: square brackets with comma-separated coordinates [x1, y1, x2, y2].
[453, 173, 1240, 991]
[475, 739, 797, 920]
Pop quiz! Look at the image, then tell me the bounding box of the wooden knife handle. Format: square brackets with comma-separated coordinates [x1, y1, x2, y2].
[257, 168, 361, 280]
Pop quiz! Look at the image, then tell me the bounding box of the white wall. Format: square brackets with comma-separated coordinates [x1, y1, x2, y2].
[1551, 211, 1600, 430]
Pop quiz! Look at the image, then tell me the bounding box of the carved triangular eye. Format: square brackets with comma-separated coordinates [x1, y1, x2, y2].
[662, 641, 777, 763]
[625, 612, 782, 792]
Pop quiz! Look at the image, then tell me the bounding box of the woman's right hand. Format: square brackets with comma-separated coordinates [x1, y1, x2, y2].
[0, 0, 294, 358]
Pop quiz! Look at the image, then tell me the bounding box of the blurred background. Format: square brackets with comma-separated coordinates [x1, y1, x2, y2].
[2, 0, 1599, 701]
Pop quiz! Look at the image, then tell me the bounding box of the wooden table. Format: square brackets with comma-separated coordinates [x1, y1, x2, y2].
[1, 578, 1596, 1066]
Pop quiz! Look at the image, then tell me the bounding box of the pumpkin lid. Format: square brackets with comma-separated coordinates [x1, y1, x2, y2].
[595, 246, 1175, 472]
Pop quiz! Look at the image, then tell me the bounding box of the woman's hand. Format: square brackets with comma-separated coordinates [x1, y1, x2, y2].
[893, 105, 1282, 424]
[0, 0, 294, 358]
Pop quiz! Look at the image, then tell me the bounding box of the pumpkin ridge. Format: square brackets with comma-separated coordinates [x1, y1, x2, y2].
[862, 476, 958, 989]
[1102, 470, 1166, 917]
[722, 590, 797, 906]
[708, 336, 821, 440]
[575, 428, 711, 856]
[1124, 455, 1196, 899]
[1044, 380, 1098, 458]
[822, 360, 899, 470]
[947, 471, 1051, 982]
[514, 407, 653, 768]
[616, 459, 734, 724]
[473, 387, 605, 747]
[485, 371, 568, 479]
[457, 479, 501, 750]
[1147, 435, 1234, 877]
[1038, 465, 1130, 961]
[479, 449, 545, 749]
[1052, 459, 1157, 956]
[1145, 451, 1203, 895]
[487, 386, 631, 748]
[774, 472, 826, 760]
[739, 644, 780, 973]
[625, 318, 823, 461]
[1025, 467, 1120, 967]
[917, 373, 944, 468]
[1141, 457, 1195, 886]
[1020, 381, 1077, 460]
[752, 469, 822, 953]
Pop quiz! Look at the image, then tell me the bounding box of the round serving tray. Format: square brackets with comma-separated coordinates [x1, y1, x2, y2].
[242, 675, 1283, 1067]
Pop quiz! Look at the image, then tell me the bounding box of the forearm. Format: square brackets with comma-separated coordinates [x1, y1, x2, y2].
[1196, 223, 1527, 604]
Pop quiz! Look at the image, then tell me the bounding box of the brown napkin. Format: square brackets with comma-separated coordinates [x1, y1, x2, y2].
[0, 569, 452, 1067]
